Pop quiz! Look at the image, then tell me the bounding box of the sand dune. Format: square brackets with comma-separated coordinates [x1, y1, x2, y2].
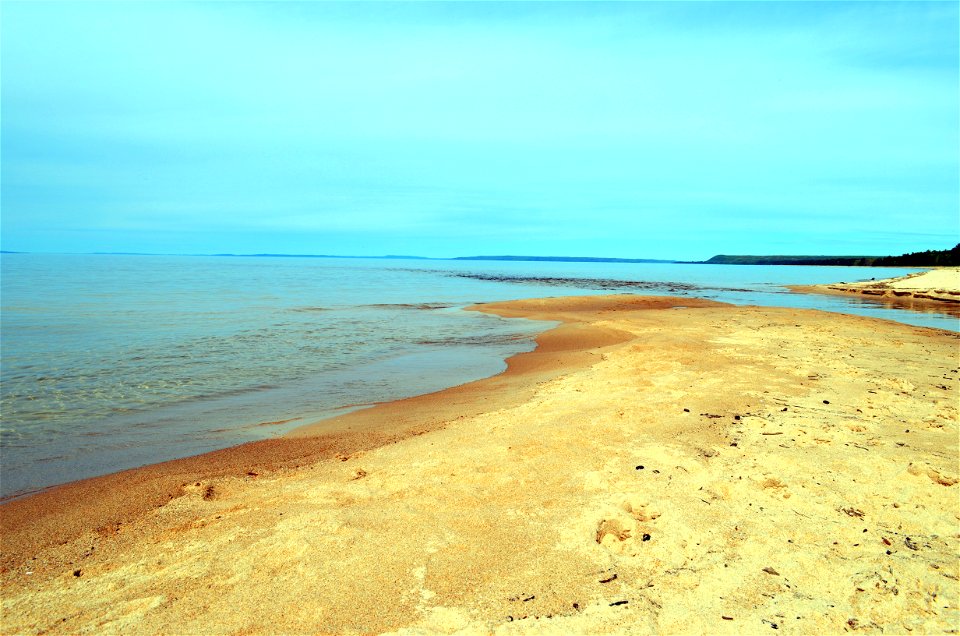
[2, 296, 957, 634]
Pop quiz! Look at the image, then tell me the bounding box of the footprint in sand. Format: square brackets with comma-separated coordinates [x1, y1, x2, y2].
[622, 498, 661, 523]
[907, 462, 958, 487]
[760, 477, 787, 490]
[182, 481, 220, 501]
[596, 501, 660, 552]
[596, 518, 632, 546]
[759, 477, 792, 499]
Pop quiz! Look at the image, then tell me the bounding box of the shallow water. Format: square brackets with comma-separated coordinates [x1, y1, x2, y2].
[1, 254, 955, 498]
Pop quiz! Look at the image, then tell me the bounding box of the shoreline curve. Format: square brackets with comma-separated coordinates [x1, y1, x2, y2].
[1, 295, 719, 570]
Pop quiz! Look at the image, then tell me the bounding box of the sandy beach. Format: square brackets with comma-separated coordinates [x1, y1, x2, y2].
[791, 267, 960, 317]
[2, 295, 958, 634]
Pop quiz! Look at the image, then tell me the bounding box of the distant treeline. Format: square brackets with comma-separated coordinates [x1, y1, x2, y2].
[871, 244, 960, 266]
[704, 244, 960, 267]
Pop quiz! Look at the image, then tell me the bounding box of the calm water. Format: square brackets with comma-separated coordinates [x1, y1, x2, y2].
[1, 254, 955, 499]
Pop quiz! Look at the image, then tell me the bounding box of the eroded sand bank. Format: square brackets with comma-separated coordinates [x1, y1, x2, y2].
[792, 267, 960, 317]
[2, 296, 958, 634]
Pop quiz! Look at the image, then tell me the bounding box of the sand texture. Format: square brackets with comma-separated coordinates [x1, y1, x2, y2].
[792, 267, 960, 317]
[2, 295, 958, 635]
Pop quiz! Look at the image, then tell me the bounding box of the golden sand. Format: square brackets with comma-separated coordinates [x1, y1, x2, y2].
[792, 267, 960, 317]
[2, 295, 958, 634]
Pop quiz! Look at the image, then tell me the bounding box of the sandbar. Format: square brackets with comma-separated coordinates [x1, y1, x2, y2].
[1, 295, 957, 634]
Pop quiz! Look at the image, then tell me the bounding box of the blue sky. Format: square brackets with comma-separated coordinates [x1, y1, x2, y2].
[2, 1, 957, 259]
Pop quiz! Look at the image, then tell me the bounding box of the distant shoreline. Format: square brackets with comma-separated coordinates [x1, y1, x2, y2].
[3, 248, 957, 267]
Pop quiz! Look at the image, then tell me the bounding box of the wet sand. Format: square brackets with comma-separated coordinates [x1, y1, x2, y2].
[2, 295, 958, 634]
[791, 267, 960, 317]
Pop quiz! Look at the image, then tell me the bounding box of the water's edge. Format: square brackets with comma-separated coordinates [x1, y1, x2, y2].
[3, 255, 956, 499]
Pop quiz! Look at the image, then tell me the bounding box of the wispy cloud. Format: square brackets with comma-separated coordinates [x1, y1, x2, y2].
[2, 1, 957, 258]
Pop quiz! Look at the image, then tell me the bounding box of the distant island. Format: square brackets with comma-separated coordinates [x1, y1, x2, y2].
[452, 255, 676, 264]
[701, 244, 959, 267]
[210, 254, 675, 263]
[209, 253, 432, 260]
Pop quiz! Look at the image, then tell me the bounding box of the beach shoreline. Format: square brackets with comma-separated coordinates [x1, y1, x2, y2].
[790, 267, 960, 318]
[1, 295, 709, 571]
[2, 295, 958, 634]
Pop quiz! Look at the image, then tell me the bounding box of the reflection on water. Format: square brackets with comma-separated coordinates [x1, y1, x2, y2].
[816, 291, 960, 318]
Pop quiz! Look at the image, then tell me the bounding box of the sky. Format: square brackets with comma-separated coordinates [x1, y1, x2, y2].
[2, 1, 958, 260]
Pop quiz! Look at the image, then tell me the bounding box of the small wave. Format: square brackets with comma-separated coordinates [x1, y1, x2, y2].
[289, 306, 331, 313]
[0, 428, 24, 441]
[363, 303, 454, 310]
[34, 454, 69, 463]
[208, 416, 302, 434]
[0, 484, 54, 504]
[415, 334, 527, 347]
[102, 383, 287, 424]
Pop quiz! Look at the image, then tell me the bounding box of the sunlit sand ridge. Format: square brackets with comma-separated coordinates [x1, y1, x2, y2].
[793, 267, 960, 316]
[2, 296, 957, 634]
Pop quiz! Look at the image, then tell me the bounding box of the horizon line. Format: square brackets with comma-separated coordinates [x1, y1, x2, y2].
[0, 250, 686, 262]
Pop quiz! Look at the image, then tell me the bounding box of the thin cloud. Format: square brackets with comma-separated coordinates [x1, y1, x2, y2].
[1, 1, 956, 259]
